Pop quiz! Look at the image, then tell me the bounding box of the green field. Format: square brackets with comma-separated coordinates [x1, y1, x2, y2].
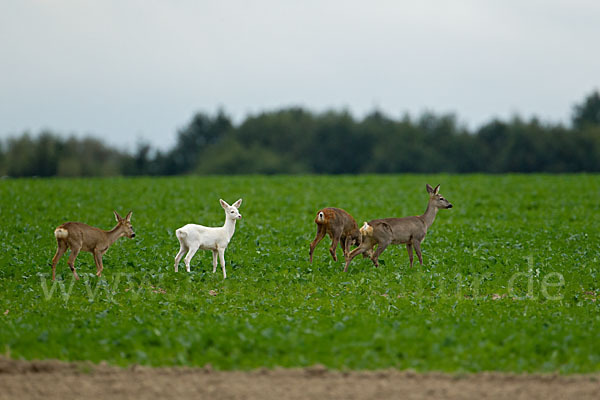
[0, 175, 599, 373]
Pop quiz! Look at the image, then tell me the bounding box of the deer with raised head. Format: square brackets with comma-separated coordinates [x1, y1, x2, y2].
[309, 207, 362, 263]
[174, 199, 242, 278]
[51, 211, 135, 281]
[344, 184, 452, 272]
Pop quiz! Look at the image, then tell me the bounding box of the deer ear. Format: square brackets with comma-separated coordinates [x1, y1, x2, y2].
[426, 184, 434, 194]
[219, 199, 230, 209]
[113, 211, 122, 221]
[434, 184, 440, 195]
[233, 198, 242, 208]
[125, 211, 132, 221]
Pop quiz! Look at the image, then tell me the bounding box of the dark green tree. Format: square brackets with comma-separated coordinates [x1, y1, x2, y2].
[3, 89, 600, 176]
[572, 90, 600, 129]
[165, 110, 233, 174]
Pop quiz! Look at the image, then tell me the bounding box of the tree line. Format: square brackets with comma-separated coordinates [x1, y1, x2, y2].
[1, 91, 599, 177]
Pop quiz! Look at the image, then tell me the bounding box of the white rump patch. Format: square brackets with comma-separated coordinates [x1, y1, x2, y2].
[360, 222, 373, 236]
[54, 228, 68, 239]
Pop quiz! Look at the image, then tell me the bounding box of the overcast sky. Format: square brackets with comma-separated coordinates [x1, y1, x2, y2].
[1, 0, 599, 150]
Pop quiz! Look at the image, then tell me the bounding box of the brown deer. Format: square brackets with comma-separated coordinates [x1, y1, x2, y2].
[344, 184, 452, 272]
[309, 207, 361, 263]
[51, 211, 135, 281]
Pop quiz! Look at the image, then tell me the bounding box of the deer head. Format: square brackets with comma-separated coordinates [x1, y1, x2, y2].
[220, 199, 243, 220]
[114, 210, 136, 238]
[426, 184, 453, 209]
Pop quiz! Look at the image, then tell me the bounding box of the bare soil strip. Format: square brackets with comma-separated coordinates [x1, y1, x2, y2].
[1, 357, 599, 400]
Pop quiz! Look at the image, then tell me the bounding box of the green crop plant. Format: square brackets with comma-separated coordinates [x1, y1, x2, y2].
[0, 175, 599, 373]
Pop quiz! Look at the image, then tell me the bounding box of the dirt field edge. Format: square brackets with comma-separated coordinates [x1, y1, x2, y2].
[1, 357, 599, 400]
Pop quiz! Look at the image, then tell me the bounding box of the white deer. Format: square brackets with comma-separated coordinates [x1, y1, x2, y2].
[174, 199, 243, 278]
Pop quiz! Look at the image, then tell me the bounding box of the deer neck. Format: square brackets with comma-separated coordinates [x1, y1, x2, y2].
[223, 218, 237, 239]
[106, 225, 125, 245]
[421, 200, 439, 230]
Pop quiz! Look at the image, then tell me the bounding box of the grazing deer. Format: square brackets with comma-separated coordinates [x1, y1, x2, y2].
[309, 207, 361, 263]
[51, 211, 135, 281]
[174, 199, 242, 278]
[344, 184, 452, 272]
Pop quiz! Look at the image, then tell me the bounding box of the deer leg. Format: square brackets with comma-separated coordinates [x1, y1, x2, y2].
[329, 231, 341, 262]
[51, 242, 67, 281]
[344, 242, 370, 272]
[174, 244, 187, 272]
[371, 241, 391, 268]
[93, 250, 105, 277]
[309, 225, 326, 263]
[212, 250, 218, 273]
[406, 243, 414, 267]
[184, 245, 200, 273]
[343, 236, 351, 262]
[412, 240, 423, 266]
[67, 247, 81, 281]
[218, 248, 227, 279]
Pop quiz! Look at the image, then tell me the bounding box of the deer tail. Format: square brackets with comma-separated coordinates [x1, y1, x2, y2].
[54, 227, 69, 239]
[359, 222, 373, 236]
[175, 228, 187, 240]
[316, 211, 325, 223]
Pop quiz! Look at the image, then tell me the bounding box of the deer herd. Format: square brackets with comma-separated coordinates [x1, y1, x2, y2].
[50, 184, 452, 281]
